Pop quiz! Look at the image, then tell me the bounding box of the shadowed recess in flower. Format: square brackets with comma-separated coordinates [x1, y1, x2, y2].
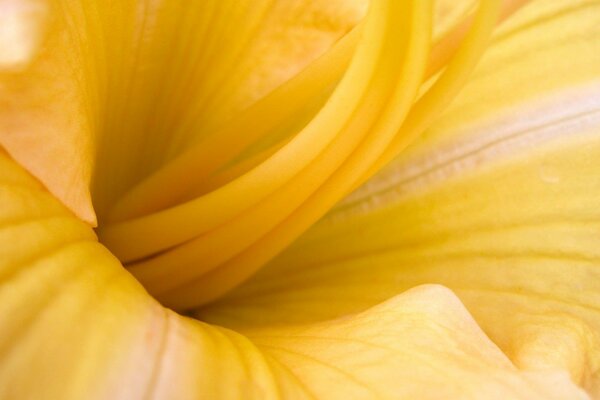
[2, 0, 529, 309]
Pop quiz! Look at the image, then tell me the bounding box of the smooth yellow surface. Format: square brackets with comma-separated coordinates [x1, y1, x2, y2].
[2, 151, 588, 399]
[1, 0, 600, 398]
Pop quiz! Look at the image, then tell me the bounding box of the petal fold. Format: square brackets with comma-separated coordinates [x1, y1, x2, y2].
[248, 285, 587, 399]
[0, 150, 587, 399]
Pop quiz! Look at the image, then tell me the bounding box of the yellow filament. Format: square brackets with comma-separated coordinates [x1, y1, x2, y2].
[126, 0, 430, 296]
[106, 0, 527, 228]
[157, 0, 504, 310]
[99, 0, 390, 261]
[361, 0, 506, 181]
[93, 0, 517, 310]
[189, 137, 292, 198]
[425, 0, 528, 78]
[107, 28, 360, 223]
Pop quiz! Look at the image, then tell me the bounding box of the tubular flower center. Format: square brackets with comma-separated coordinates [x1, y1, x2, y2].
[2, 0, 529, 312]
[97, 0, 527, 312]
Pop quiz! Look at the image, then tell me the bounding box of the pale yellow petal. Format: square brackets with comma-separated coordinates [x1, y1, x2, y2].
[0, 150, 305, 399]
[0, 0, 95, 223]
[201, 1, 600, 395]
[2, 150, 586, 399]
[248, 285, 587, 399]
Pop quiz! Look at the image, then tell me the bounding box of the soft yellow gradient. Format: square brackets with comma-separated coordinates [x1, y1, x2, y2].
[2, 150, 589, 399]
[1, 0, 599, 398]
[201, 0, 600, 396]
[0, 0, 366, 224]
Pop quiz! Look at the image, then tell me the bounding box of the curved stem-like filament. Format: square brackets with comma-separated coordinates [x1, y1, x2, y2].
[93, 0, 519, 310]
[157, 0, 504, 310]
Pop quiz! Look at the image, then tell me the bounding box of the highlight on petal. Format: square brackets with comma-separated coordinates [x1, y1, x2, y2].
[2, 150, 586, 399]
[200, 0, 600, 395]
[0, 0, 48, 70]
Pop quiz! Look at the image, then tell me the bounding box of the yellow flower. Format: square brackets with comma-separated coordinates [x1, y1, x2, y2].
[1, 0, 599, 398]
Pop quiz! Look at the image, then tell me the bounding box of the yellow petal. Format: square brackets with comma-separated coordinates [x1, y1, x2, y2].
[2, 150, 586, 399]
[1, 0, 524, 311]
[0, 0, 365, 223]
[0, 150, 291, 398]
[0, 0, 95, 223]
[201, 0, 600, 395]
[248, 285, 587, 399]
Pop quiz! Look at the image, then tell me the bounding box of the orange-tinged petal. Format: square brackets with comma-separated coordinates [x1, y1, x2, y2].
[0, 0, 96, 223]
[0, 0, 366, 223]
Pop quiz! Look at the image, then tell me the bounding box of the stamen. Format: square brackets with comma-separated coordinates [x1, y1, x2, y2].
[99, 2, 390, 262]
[106, 0, 528, 227]
[95, 0, 527, 310]
[107, 28, 359, 223]
[131, 0, 433, 305]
